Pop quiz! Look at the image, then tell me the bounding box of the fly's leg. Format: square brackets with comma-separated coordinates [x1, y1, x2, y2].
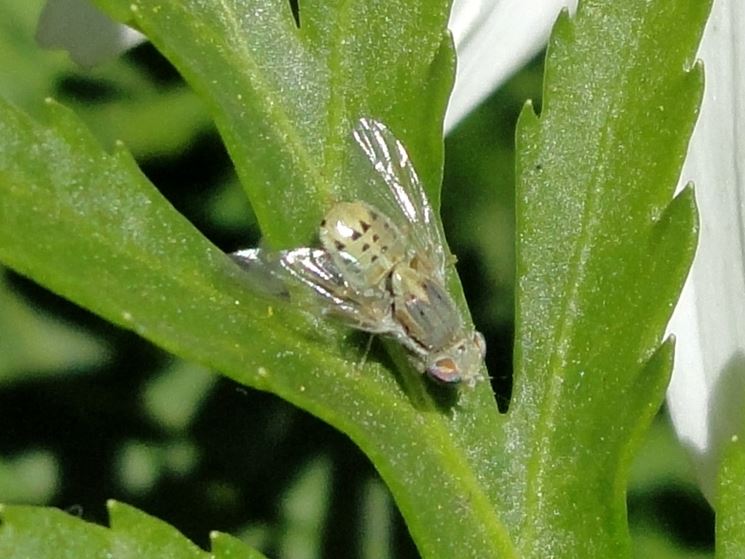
[355, 334, 376, 371]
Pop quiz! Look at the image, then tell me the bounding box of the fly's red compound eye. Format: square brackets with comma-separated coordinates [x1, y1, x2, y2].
[426, 357, 462, 385]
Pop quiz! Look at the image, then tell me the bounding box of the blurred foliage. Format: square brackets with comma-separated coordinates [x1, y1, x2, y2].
[0, 0, 210, 157]
[716, 435, 745, 557]
[0, 0, 715, 557]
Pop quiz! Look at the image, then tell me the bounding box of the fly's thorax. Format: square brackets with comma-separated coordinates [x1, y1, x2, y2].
[390, 265, 462, 353]
[320, 201, 407, 289]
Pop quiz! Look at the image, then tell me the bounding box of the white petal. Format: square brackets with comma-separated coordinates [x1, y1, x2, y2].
[666, 0, 745, 502]
[36, 0, 145, 68]
[446, 0, 578, 133]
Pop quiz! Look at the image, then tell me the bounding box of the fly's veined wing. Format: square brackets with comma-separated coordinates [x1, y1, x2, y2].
[232, 247, 347, 305]
[230, 248, 290, 298]
[352, 117, 447, 276]
[231, 248, 394, 333]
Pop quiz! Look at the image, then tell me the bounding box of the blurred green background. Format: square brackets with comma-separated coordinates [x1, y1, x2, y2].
[0, 2, 713, 557]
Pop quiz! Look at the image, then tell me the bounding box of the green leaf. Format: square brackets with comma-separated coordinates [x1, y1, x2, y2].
[717, 436, 745, 557]
[0, 2, 514, 555]
[95, 0, 455, 247]
[505, 0, 709, 555]
[0, 0, 713, 557]
[0, 500, 269, 559]
[0, 95, 512, 558]
[211, 532, 271, 559]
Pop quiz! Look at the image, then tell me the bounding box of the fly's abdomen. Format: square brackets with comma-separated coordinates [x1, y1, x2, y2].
[320, 201, 407, 290]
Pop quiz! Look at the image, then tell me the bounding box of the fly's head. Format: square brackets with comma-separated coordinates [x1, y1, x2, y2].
[424, 331, 487, 388]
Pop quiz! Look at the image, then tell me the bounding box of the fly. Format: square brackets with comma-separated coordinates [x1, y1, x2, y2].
[232, 118, 486, 387]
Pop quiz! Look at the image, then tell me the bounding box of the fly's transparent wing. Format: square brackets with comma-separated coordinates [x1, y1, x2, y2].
[352, 117, 447, 275]
[231, 248, 290, 298]
[231, 248, 394, 333]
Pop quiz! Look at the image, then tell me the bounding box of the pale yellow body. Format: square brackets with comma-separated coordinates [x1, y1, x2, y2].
[319, 199, 485, 386]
